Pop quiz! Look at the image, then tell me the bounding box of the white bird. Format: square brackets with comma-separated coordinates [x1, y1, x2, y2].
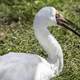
[0, 7, 79, 80]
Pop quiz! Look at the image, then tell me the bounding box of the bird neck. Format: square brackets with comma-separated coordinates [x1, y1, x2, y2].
[34, 25, 60, 64]
[34, 23, 63, 74]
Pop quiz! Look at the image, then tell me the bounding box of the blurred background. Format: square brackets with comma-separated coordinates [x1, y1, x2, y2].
[0, 0, 80, 80]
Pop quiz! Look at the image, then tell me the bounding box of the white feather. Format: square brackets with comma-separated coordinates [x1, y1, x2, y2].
[0, 7, 63, 80]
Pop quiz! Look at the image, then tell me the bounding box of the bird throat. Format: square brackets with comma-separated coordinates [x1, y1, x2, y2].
[34, 26, 59, 64]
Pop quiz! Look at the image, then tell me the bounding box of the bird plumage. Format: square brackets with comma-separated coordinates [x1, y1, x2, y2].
[0, 52, 57, 80]
[1, 6, 79, 80]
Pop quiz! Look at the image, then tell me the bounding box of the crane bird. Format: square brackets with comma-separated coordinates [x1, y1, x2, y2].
[0, 7, 80, 80]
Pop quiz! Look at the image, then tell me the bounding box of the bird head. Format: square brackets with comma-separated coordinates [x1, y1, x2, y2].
[34, 7, 80, 36]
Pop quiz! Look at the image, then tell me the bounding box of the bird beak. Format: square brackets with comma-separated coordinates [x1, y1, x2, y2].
[56, 13, 80, 37]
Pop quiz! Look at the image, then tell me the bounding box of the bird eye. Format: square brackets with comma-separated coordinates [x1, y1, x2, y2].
[56, 13, 60, 19]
